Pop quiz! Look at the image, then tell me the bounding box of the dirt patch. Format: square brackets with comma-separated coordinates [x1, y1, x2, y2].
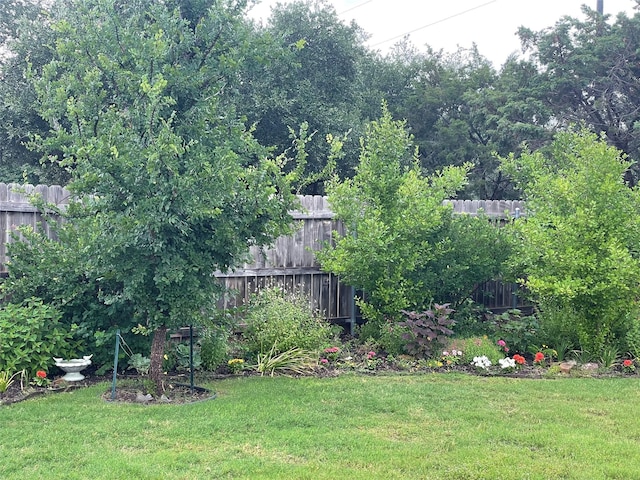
[0, 380, 87, 405]
[0, 374, 215, 406]
[102, 380, 215, 405]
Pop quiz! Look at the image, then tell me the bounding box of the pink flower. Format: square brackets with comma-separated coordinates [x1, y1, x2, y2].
[623, 359, 633, 367]
[320, 358, 329, 364]
[497, 340, 506, 347]
[367, 351, 376, 359]
[324, 347, 340, 354]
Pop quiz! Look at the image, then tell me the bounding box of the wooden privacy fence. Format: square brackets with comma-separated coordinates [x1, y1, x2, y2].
[0, 183, 527, 322]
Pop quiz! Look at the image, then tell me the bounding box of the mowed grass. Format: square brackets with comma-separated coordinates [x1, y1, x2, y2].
[1, 373, 639, 479]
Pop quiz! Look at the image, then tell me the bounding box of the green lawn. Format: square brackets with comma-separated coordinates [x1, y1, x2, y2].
[1, 373, 639, 479]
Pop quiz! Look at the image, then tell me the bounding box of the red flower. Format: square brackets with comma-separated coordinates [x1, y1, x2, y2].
[36, 370, 47, 379]
[534, 352, 545, 363]
[623, 359, 633, 367]
[513, 354, 526, 365]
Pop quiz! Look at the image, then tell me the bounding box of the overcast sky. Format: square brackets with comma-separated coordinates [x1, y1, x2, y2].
[248, 0, 639, 67]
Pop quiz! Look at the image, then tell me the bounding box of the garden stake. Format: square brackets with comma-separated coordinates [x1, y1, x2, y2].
[111, 329, 120, 400]
[189, 325, 194, 394]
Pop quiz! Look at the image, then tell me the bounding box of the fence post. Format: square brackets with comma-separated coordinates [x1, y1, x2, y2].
[511, 208, 521, 309]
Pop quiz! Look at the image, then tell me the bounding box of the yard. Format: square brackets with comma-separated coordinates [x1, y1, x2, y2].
[2, 373, 639, 479]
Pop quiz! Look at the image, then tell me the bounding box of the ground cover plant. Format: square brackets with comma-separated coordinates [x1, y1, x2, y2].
[2, 374, 640, 479]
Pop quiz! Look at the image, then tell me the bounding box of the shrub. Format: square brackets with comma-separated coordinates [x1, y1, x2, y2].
[127, 353, 151, 375]
[625, 314, 640, 359]
[449, 336, 504, 365]
[486, 309, 539, 355]
[3, 223, 137, 368]
[535, 301, 581, 356]
[318, 107, 509, 342]
[399, 304, 455, 358]
[200, 326, 231, 372]
[242, 286, 335, 357]
[0, 298, 79, 375]
[500, 129, 640, 356]
[376, 320, 410, 356]
[316, 106, 473, 327]
[449, 299, 490, 338]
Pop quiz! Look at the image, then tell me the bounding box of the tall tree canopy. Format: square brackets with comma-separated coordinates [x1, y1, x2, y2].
[3, 0, 640, 200]
[370, 44, 552, 199]
[237, 0, 369, 193]
[518, 5, 640, 185]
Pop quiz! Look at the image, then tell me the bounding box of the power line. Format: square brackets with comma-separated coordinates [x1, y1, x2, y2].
[338, 0, 374, 15]
[370, 0, 498, 48]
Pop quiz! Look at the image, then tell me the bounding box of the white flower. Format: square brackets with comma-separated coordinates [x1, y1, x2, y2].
[499, 357, 516, 369]
[471, 355, 492, 369]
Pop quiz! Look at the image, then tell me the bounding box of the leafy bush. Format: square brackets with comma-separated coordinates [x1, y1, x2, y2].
[500, 129, 640, 356]
[449, 299, 490, 338]
[242, 286, 335, 357]
[3, 223, 136, 368]
[625, 315, 640, 359]
[399, 304, 455, 358]
[172, 344, 202, 372]
[535, 301, 580, 353]
[486, 309, 539, 355]
[448, 336, 504, 365]
[0, 298, 79, 375]
[200, 326, 231, 372]
[421, 214, 512, 306]
[127, 353, 151, 375]
[318, 106, 508, 339]
[376, 320, 410, 356]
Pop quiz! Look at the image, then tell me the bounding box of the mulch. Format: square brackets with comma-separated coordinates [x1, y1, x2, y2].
[0, 373, 216, 406]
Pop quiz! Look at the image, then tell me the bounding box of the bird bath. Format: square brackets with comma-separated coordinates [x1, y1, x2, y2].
[53, 355, 92, 382]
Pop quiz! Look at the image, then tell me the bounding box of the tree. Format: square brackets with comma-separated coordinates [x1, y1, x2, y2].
[317, 105, 507, 335]
[22, 0, 298, 389]
[500, 129, 640, 355]
[376, 44, 552, 200]
[0, 0, 68, 183]
[518, 6, 640, 185]
[237, 0, 369, 193]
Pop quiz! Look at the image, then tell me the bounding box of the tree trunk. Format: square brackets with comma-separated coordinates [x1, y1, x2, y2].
[150, 325, 168, 394]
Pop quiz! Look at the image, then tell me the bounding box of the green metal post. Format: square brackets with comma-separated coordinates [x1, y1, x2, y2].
[111, 329, 120, 400]
[189, 325, 194, 394]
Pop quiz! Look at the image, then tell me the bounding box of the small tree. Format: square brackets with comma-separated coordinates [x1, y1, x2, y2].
[22, 0, 298, 390]
[500, 129, 640, 355]
[317, 105, 505, 333]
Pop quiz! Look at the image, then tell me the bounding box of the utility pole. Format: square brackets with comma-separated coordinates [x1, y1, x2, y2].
[597, 0, 603, 14]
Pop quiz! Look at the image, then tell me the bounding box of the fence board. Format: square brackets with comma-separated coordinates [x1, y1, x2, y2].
[0, 184, 527, 320]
